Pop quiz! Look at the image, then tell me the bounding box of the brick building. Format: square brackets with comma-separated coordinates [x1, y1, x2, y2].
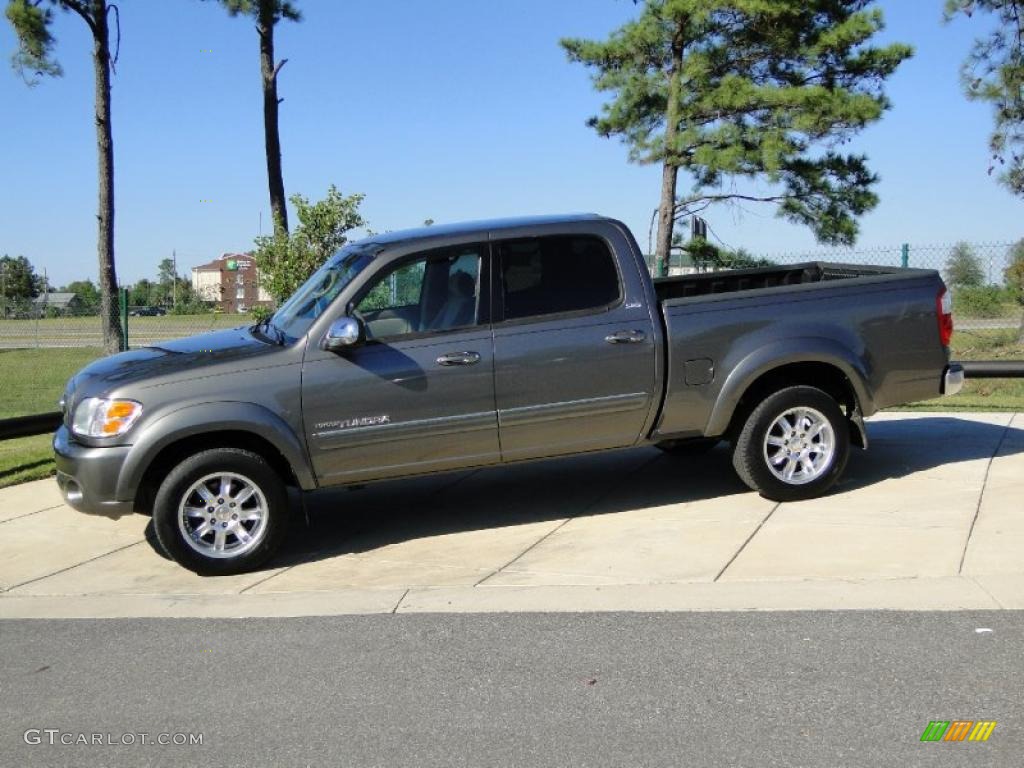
[191, 253, 273, 313]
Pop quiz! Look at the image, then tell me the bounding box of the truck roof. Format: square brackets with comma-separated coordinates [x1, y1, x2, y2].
[360, 213, 609, 247]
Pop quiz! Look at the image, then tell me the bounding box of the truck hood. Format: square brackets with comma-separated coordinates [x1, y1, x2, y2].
[66, 327, 285, 398]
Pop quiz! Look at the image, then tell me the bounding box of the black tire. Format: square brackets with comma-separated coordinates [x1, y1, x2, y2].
[731, 385, 849, 502]
[152, 448, 290, 575]
[655, 438, 720, 455]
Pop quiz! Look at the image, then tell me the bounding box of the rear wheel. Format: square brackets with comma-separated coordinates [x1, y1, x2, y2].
[732, 385, 849, 501]
[152, 448, 290, 575]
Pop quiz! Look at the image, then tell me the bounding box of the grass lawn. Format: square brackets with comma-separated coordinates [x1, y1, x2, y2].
[0, 347, 105, 419]
[0, 348, 104, 488]
[0, 433, 55, 489]
[899, 328, 1024, 411]
[0, 348, 107, 488]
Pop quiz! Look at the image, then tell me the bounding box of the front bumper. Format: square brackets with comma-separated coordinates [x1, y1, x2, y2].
[53, 425, 134, 518]
[942, 363, 965, 396]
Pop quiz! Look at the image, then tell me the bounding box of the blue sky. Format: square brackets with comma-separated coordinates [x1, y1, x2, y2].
[1, 0, 1020, 286]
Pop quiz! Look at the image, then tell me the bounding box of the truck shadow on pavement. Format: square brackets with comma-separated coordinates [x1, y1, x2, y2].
[269, 445, 749, 569]
[834, 415, 1022, 493]
[136, 416, 1023, 572]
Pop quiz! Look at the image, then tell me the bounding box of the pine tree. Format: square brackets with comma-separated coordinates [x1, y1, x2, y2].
[946, 1, 1024, 195]
[561, 0, 912, 265]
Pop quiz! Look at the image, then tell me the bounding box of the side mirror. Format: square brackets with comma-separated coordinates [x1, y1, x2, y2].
[321, 316, 363, 351]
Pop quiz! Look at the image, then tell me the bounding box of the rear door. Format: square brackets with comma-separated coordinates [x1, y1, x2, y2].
[302, 243, 500, 484]
[491, 231, 658, 460]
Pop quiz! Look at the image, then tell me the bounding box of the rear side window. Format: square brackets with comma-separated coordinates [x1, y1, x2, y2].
[497, 235, 619, 321]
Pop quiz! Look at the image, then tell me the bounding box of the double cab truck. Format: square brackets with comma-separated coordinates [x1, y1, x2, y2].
[54, 215, 963, 574]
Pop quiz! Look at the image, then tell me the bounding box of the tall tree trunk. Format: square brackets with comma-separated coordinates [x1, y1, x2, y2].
[655, 164, 678, 269]
[258, 3, 288, 235]
[92, 0, 123, 354]
[654, 32, 685, 268]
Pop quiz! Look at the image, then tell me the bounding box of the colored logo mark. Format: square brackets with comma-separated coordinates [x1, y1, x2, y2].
[920, 720, 996, 742]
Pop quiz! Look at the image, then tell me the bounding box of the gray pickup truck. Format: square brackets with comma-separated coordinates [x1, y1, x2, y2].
[54, 214, 963, 574]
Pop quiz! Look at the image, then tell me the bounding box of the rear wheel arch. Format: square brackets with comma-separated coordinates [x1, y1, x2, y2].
[722, 361, 867, 448]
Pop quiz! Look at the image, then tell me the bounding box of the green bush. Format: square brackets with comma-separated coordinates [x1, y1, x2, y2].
[953, 285, 1011, 317]
[249, 305, 273, 322]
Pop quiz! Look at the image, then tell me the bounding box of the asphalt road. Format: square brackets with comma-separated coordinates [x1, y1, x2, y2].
[1, 612, 1021, 768]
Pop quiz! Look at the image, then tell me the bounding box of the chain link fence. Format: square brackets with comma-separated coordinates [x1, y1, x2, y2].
[0, 301, 255, 351]
[647, 240, 1024, 333]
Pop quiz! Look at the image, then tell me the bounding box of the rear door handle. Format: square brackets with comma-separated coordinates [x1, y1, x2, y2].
[436, 351, 481, 366]
[605, 330, 646, 344]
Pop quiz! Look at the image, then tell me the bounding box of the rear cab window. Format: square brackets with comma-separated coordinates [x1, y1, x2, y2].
[496, 235, 620, 322]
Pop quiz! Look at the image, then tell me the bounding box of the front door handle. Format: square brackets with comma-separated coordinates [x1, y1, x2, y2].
[436, 351, 481, 366]
[605, 330, 646, 344]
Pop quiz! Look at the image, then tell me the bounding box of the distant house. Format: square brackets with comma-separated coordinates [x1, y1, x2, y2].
[33, 292, 83, 312]
[191, 253, 273, 313]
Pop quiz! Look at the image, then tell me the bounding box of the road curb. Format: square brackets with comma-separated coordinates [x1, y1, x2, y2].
[2, 575, 1022, 619]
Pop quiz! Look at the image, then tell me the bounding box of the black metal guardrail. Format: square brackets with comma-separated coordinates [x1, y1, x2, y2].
[0, 412, 62, 440]
[959, 360, 1024, 379]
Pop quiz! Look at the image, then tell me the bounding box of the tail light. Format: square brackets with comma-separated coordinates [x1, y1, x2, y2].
[936, 287, 953, 347]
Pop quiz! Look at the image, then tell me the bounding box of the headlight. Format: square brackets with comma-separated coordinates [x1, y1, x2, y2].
[71, 398, 143, 438]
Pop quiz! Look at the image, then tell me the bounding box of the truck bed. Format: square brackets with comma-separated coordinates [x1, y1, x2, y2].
[653, 262, 905, 303]
[650, 261, 949, 441]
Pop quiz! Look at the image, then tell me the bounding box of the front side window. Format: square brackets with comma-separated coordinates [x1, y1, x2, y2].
[497, 235, 619, 321]
[354, 245, 483, 340]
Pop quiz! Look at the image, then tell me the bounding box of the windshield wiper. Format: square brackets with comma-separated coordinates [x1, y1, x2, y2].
[251, 316, 285, 346]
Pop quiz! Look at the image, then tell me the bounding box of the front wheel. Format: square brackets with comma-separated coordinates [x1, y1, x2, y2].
[152, 448, 290, 575]
[731, 386, 849, 502]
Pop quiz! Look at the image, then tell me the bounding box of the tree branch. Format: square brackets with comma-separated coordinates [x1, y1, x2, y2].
[674, 192, 791, 214]
[61, 0, 97, 36]
[272, 58, 288, 80]
[108, 3, 121, 70]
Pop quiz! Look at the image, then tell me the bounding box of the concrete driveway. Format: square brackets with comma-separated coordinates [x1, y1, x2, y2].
[1, 412, 1021, 617]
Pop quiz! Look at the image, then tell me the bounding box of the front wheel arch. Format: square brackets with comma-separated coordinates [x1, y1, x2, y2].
[134, 429, 301, 515]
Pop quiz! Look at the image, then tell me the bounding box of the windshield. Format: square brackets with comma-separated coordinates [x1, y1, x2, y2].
[267, 243, 379, 341]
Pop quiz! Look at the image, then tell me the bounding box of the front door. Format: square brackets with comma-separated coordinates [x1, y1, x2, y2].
[492, 233, 658, 461]
[302, 243, 499, 485]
